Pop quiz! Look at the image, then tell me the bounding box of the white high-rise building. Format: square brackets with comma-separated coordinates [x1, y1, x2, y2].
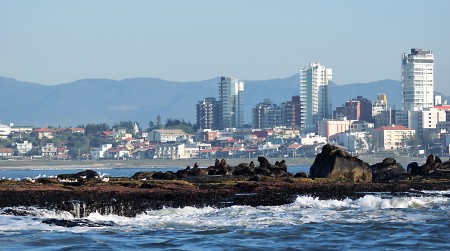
[401, 48, 434, 112]
[219, 76, 244, 129]
[299, 62, 332, 131]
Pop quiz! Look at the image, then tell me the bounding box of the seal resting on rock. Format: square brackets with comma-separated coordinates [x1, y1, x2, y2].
[309, 144, 371, 182]
[371, 158, 405, 181]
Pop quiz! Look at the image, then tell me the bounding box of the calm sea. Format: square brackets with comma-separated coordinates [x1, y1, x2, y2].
[1, 165, 450, 250]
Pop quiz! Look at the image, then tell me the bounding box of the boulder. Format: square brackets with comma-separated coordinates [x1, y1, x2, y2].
[57, 170, 100, 180]
[131, 171, 156, 180]
[152, 171, 177, 180]
[371, 158, 405, 181]
[294, 172, 308, 178]
[309, 144, 371, 182]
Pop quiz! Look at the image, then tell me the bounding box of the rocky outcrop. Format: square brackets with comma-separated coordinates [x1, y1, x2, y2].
[371, 158, 405, 181]
[309, 144, 372, 182]
[4, 156, 450, 218]
[57, 170, 100, 180]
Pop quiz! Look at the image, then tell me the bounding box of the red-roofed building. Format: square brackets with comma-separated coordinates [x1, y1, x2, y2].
[102, 131, 114, 137]
[372, 125, 415, 151]
[197, 130, 218, 142]
[217, 146, 245, 158]
[32, 128, 56, 139]
[198, 147, 220, 159]
[434, 105, 450, 111]
[287, 143, 302, 158]
[64, 128, 85, 134]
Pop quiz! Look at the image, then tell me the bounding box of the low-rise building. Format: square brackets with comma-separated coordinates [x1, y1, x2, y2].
[297, 144, 324, 157]
[0, 148, 14, 159]
[148, 129, 186, 143]
[15, 141, 33, 154]
[10, 125, 33, 135]
[90, 144, 113, 160]
[372, 125, 415, 151]
[41, 143, 57, 158]
[32, 128, 56, 139]
[0, 124, 11, 139]
[299, 133, 327, 145]
[316, 119, 350, 141]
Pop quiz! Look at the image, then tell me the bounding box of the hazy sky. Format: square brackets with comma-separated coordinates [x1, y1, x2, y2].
[1, 0, 449, 94]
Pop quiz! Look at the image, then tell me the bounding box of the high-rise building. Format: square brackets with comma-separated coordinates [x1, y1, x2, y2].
[401, 48, 434, 112]
[219, 77, 244, 129]
[252, 99, 284, 129]
[300, 62, 332, 131]
[196, 97, 220, 130]
[282, 95, 301, 129]
[334, 96, 373, 122]
[372, 94, 389, 117]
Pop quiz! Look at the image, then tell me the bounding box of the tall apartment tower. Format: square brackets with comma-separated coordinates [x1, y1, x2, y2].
[196, 97, 220, 130]
[282, 95, 301, 129]
[299, 62, 333, 131]
[252, 99, 284, 129]
[219, 77, 244, 129]
[401, 48, 434, 111]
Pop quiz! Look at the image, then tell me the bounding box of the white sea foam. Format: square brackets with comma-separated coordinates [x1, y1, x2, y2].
[81, 194, 450, 228]
[2, 193, 450, 233]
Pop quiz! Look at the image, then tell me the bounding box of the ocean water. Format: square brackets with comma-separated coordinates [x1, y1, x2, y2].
[1, 166, 450, 250]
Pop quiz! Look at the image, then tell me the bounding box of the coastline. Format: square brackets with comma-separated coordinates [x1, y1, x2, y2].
[0, 155, 429, 170]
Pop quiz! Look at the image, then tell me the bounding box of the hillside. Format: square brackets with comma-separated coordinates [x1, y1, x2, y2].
[1, 75, 441, 128]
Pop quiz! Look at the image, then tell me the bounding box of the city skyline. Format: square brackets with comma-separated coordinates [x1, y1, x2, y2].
[1, 1, 449, 96]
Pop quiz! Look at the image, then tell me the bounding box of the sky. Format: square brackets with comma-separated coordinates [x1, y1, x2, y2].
[1, 0, 449, 94]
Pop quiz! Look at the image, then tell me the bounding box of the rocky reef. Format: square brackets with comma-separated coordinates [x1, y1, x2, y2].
[2, 145, 450, 217]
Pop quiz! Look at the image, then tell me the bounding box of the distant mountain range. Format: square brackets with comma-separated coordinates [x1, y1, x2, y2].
[0, 76, 448, 128]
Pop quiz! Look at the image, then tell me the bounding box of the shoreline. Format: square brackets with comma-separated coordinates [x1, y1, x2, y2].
[0, 155, 429, 170]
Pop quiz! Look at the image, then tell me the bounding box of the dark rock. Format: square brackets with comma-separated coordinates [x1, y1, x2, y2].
[371, 163, 405, 182]
[152, 171, 177, 180]
[269, 169, 287, 177]
[131, 171, 156, 180]
[370, 158, 405, 181]
[294, 172, 308, 178]
[42, 219, 115, 228]
[249, 174, 263, 181]
[57, 170, 99, 180]
[309, 144, 371, 182]
[188, 168, 209, 176]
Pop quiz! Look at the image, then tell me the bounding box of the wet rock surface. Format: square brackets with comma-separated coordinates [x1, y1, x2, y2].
[371, 158, 406, 181]
[2, 152, 450, 217]
[309, 144, 372, 182]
